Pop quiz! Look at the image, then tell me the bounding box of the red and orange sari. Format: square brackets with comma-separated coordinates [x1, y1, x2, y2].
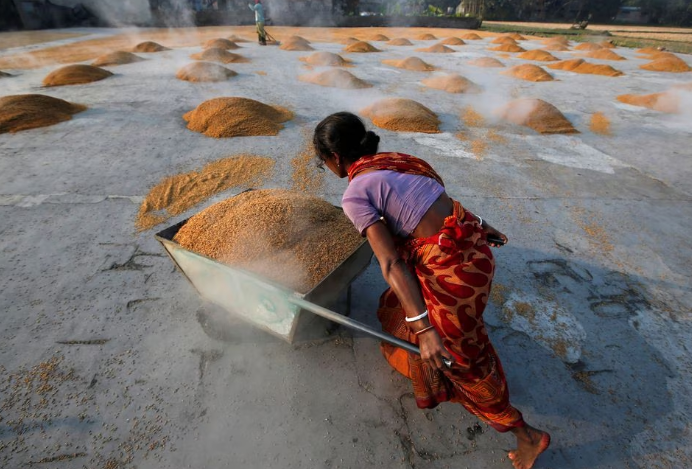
[349, 153, 525, 433]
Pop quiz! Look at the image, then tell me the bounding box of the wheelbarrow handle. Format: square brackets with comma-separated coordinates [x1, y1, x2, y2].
[288, 295, 453, 368]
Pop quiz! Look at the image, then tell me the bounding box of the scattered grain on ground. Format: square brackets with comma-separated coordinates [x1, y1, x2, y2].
[589, 112, 612, 135]
[173, 189, 363, 293]
[136, 155, 275, 231]
[462, 106, 485, 127]
[183, 97, 292, 138]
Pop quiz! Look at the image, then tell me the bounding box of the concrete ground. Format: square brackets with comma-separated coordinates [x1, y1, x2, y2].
[1, 26, 691, 469]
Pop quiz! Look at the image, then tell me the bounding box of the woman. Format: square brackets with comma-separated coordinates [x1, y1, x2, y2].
[313, 112, 550, 469]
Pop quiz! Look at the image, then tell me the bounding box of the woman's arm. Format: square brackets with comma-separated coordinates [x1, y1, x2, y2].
[365, 221, 454, 371]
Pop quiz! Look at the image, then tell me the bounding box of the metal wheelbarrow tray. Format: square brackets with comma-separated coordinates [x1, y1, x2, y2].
[155, 206, 374, 344]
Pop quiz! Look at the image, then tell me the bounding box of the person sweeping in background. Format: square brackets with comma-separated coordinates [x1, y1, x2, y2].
[248, 0, 266, 45]
[313, 112, 550, 469]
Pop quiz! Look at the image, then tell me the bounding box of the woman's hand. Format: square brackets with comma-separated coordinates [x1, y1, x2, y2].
[483, 223, 508, 248]
[418, 329, 454, 371]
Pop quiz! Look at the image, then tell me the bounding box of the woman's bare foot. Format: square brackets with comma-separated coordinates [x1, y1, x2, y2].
[507, 425, 550, 469]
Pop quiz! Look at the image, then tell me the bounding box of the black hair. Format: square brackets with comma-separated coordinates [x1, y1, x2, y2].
[313, 112, 380, 166]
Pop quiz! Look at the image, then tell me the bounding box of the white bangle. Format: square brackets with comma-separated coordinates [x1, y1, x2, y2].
[405, 310, 428, 323]
[476, 215, 483, 227]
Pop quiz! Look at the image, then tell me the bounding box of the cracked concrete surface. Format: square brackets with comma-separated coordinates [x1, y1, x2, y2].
[1, 25, 692, 469]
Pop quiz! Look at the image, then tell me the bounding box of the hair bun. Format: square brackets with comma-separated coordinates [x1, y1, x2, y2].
[360, 130, 380, 155]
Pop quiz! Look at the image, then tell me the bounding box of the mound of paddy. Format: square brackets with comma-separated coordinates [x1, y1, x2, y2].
[547, 59, 624, 77]
[416, 44, 455, 53]
[491, 36, 518, 45]
[586, 49, 626, 61]
[368, 34, 389, 41]
[0, 94, 86, 133]
[361, 98, 440, 133]
[176, 62, 237, 82]
[43, 64, 112, 86]
[440, 37, 465, 45]
[191, 48, 249, 63]
[640, 56, 691, 73]
[227, 35, 249, 43]
[489, 44, 526, 53]
[204, 38, 240, 50]
[502, 64, 554, 82]
[497, 98, 578, 134]
[574, 42, 603, 51]
[132, 41, 169, 52]
[517, 49, 559, 61]
[387, 38, 413, 46]
[416, 33, 437, 40]
[298, 69, 371, 89]
[280, 38, 314, 51]
[344, 41, 380, 53]
[544, 43, 571, 51]
[460, 33, 482, 40]
[468, 57, 505, 68]
[382, 57, 435, 71]
[299, 51, 349, 67]
[617, 90, 686, 113]
[421, 74, 481, 94]
[183, 97, 293, 138]
[92, 51, 144, 66]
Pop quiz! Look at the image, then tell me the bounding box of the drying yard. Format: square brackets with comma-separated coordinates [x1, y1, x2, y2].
[1, 24, 691, 469]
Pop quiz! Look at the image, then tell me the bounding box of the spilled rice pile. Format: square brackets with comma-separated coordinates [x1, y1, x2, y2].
[517, 50, 558, 61]
[590, 112, 611, 135]
[0, 94, 86, 134]
[382, 57, 435, 71]
[497, 98, 578, 134]
[421, 74, 481, 94]
[547, 59, 624, 77]
[173, 189, 363, 293]
[191, 48, 249, 63]
[502, 64, 554, 82]
[176, 62, 237, 82]
[298, 69, 371, 89]
[183, 97, 293, 138]
[361, 98, 440, 133]
[387, 38, 413, 46]
[204, 38, 240, 50]
[468, 57, 505, 68]
[136, 154, 274, 231]
[299, 52, 349, 67]
[416, 44, 455, 53]
[43, 64, 112, 86]
[92, 51, 143, 66]
[344, 41, 380, 53]
[132, 41, 169, 52]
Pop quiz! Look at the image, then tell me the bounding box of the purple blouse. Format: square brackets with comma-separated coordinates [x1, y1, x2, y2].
[342, 170, 445, 237]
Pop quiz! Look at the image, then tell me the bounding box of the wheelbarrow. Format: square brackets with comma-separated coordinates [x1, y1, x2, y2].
[155, 197, 447, 363]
